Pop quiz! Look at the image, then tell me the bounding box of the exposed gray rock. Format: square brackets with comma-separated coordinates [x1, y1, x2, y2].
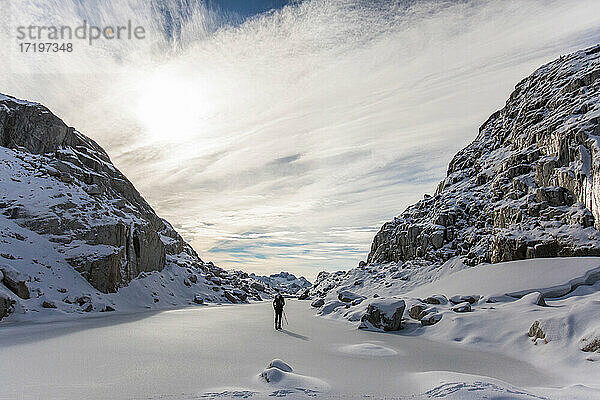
[193, 295, 204, 304]
[408, 303, 427, 320]
[0, 292, 14, 320]
[297, 289, 310, 300]
[450, 295, 479, 305]
[42, 300, 56, 308]
[452, 302, 472, 313]
[1, 265, 30, 299]
[423, 295, 447, 305]
[311, 298, 325, 308]
[0, 95, 197, 294]
[420, 312, 442, 326]
[223, 291, 238, 303]
[338, 290, 364, 303]
[82, 303, 93, 312]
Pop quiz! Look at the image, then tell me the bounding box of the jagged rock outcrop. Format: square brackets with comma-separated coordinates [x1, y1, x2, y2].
[368, 45, 600, 267]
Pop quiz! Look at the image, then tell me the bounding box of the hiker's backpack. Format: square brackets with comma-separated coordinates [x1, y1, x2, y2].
[274, 295, 284, 309]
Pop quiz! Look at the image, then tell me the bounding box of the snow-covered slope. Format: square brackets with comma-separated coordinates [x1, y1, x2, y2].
[0, 94, 276, 323]
[250, 271, 311, 294]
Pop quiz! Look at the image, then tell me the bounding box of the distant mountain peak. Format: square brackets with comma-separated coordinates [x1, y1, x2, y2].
[251, 271, 312, 294]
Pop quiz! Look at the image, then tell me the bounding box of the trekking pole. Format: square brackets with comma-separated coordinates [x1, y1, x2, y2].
[283, 310, 288, 325]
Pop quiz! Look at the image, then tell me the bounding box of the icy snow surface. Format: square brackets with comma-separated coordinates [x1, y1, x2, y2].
[0, 300, 558, 400]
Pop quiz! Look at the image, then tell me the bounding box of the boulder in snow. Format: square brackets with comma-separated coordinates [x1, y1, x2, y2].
[193, 295, 204, 304]
[420, 312, 442, 326]
[338, 290, 364, 303]
[42, 300, 56, 309]
[298, 289, 310, 300]
[450, 295, 479, 305]
[311, 298, 325, 308]
[0, 265, 30, 299]
[359, 298, 406, 331]
[423, 295, 447, 305]
[223, 291, 238, 303]
[518, 291, 546, 306]
[452, 302, 472, 313]
[408, 303, 427, 320]
[260, 359, 329, 393]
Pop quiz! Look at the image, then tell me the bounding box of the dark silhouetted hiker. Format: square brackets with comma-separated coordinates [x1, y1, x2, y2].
[273, 291, 285, 330]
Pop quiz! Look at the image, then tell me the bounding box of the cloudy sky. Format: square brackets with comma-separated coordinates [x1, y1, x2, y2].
[2, 0, 600, 280]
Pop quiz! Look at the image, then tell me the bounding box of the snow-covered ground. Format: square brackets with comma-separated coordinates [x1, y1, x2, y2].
[309, 257, 600, 398]
[0, 299, 568, 400]
[1, 258, 599, 399]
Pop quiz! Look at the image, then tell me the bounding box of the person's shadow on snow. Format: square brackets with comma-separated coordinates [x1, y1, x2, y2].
[279, 329, 309, 341]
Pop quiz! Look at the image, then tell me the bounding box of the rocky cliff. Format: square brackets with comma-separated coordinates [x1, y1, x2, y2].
[368, 45, 600, 268]
[0, 94, 274, 322]
[309, 45, 600, 304]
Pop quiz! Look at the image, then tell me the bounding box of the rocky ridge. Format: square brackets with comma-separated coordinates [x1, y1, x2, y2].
[0, 94, 276, 322]
[368, 45, 600, 268]
[250, 271, 312, 295]
[308, 45, 600, 321]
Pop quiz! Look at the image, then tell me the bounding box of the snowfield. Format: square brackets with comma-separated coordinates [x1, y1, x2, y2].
[1, 258, 600, 399]
[0, 300, 561, 400]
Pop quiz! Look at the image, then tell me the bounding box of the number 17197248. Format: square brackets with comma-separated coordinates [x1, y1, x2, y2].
[19, 42, 73, 52]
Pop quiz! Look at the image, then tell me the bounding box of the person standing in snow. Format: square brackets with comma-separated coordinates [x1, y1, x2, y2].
[273, 290, 285, 330]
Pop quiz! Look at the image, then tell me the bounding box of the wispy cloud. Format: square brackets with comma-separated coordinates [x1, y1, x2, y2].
[2, 0, 600, 280]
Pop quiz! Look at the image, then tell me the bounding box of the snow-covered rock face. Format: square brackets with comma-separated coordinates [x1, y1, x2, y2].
[250, 271, 311, 294]
[0, 94, 276, 321]
[308, 46, 600, 327]
[0, 94, 174, 293]
[369, 45, 600, 268]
